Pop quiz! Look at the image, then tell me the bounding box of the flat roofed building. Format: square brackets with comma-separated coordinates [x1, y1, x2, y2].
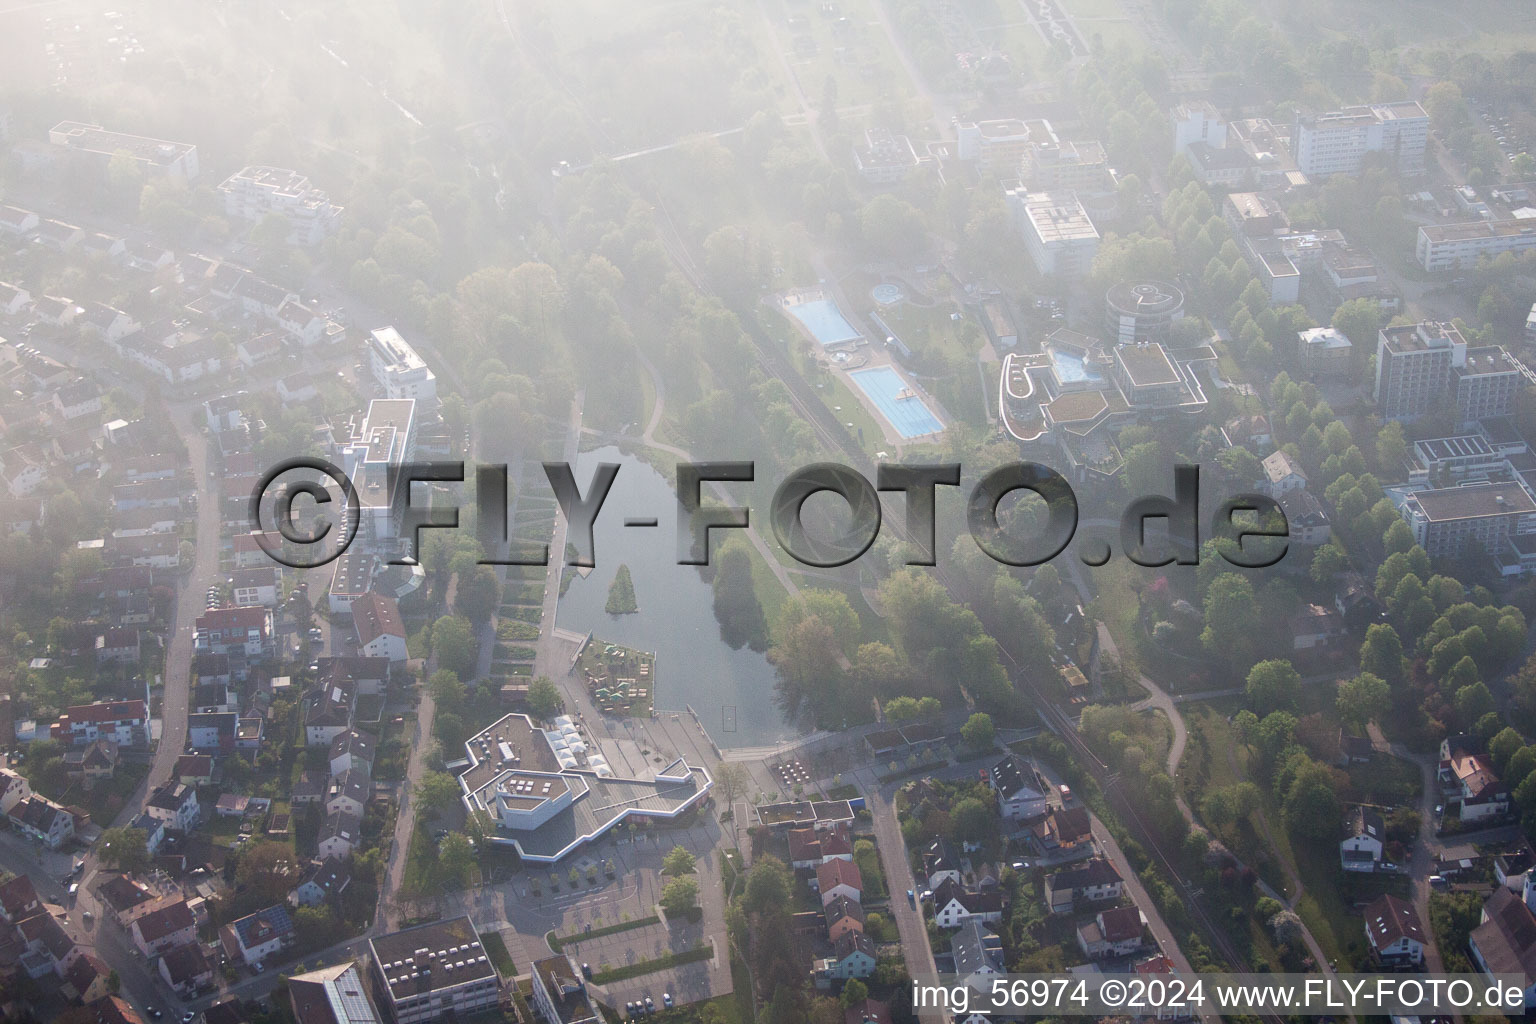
[341, 398, 417, 545]
[218, 166, 343, 246]
[1008, 189, 1099, 278]
[458, 713, 712, 863]
[48, 121, 200, 181]
[1418, 219, 1536, 272]
[1297, 326, 1352, 371]
[1295, 101, 1428, 177]
[368, 916, 500, 1024]
[1398, 481, 1536, 560]
[530, 954, 599, 1024]
[1374, 322, 1467, 421]
[955, 118, 1042, 175]
[366, 327, 436, 403]
[1454, 347, 1525, 425]
[852, 128, 919, 185]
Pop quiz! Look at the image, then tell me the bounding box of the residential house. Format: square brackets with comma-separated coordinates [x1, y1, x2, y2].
[1278, 490, 1331, 546]
[292, 770, 328, 805]
[94, 627, 142, 665]
[815, 932, 877, 983]
[158, 943, 214, 998]
[63, 739, 119, 779]
[194, 606, 273, 658]
[96, 876, 153, 927]
[220, 905, 295, 966]
[988, 754, 1050, 822]
[1363, 893, 1425, 967]
[317, 809, 363, 860]
[1261, 450, 1307, 498]
[815, 858, 863, 907]
[325, 770, 368, 819]
[1134, 955, 1192, 1019]
[52, 379, 103, 421]
[329, 730, 375, 778]
[923, 837, 963, 891]
[844, 999, 892, 1024]
[1044, 858, 1123, 914]
[951, 918, 1005, 987]
[1468, 884, 1536, 1006]
[61, 952, 112, 1004]
[0, 875, 41, 925]
[230, 567, 280, 607]
[1291, 603, 1346, 650]
[130, 900, 197, 957]
[1341, 806, 1385, 872]
[144, 781, 200, 832]
[290, 856, 352, 908]
[10, 795, 75, 848]
[352, 592, 407, 662]
[236, 712, 264, 752]
[0, 768, 30, 815]
[188, 712, 237, 752]
[932, 878, 1007, 929]
[824, 894, 865, 943]
[1449, 751, 1511, 821]
[174, 754, 214, 787]
[1076, 906, 1146, 959]
[1225, 414, 1272, 448]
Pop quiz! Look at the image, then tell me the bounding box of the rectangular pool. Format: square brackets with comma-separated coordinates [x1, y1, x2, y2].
[786, 299, 862, 347]
[849, 366, 943, 439]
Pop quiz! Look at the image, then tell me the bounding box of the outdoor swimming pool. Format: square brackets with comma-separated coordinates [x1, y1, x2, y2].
[786, 298, 862, 346]
[1049, 347, 1103, 384]
[849, 366, 943, 439]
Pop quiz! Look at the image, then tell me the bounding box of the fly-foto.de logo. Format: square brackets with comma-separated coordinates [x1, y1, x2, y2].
[248, 459, 1290, 571]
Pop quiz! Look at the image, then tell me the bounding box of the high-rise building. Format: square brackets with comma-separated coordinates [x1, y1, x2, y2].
[1373, 322, 1466, 422]
[367, 917, 501, 1024]
[1454, 347, 1525, 425]
[1007, 189, 1099, 278]
[367, 327, 437, 403]
[1294, 101, 1428, 177]
[1397, 482, 1536, 560]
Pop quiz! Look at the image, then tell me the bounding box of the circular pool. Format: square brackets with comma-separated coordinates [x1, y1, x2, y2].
[871, 282, 905, 305]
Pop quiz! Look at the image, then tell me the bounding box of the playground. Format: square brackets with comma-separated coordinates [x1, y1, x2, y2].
[578, 637, 656, 717]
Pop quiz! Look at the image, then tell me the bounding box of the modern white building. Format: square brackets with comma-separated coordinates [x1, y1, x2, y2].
[367, 327, 437, 402]
[1417, 220, 1536, 272]
[1294, 101, 1428, 177]
[217, 166, 343, 246]
[1373, 321, 1466, 421]
[340, 398, 417, 546]
[49, 121, 201, 181]
[1007, 189, 1099, 278]
[459, 712, 712, 863]
[369, 917, 502, 1024]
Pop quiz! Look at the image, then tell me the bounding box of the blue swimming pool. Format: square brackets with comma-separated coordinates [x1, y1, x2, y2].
[849, 366, 943, 439]
[1049, 347, 1103, 384]
[787, 299, 862, 346]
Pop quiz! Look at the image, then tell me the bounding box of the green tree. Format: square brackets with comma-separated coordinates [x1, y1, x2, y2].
[440, 832, 476, 887]
[1455, 681, 1496, 727]
[960, 712, 996, 750]
[97, 827, 150, 873]
[1202, 574, 1262, 670]
[1246, 659, 1302, 716]
[428, 669, 465, 711]
[661, 875, 700, 916]
[712, 545, 768, 651]
[951, 797, 995, 845]
[431, 615, 477, 678]
[1282, 759, 1341, 840]
[1360, 623, 1406, 686]
[1336, 673, 1390, 731]
[414, 771, 460, 820]
[663, 845, 697, 875]
[528, 676, 563, 719]
[455, 566, 501, 622]
[1331, 297, 1383, 349]
[841, 978, 869, 1007]
[1489, 727, 1525, 774]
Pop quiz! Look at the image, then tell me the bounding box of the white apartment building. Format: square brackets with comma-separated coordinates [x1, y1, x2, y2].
[1294, 101, 1428, 177]
[367, 326, 437, 403]
[49, 121, 200, 181]
[1417, 220, 1536, 272]
[217, 166, 343, 246]
[1008, 189, 1099, 278]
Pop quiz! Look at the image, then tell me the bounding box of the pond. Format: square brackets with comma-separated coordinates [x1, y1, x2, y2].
[553, 446, 796, 748]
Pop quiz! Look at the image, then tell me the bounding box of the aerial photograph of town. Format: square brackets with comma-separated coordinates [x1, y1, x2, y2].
[2, 0, 1536, 1022]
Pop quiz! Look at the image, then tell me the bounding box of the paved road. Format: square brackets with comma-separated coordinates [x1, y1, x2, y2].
[866, 785, 935, 979]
